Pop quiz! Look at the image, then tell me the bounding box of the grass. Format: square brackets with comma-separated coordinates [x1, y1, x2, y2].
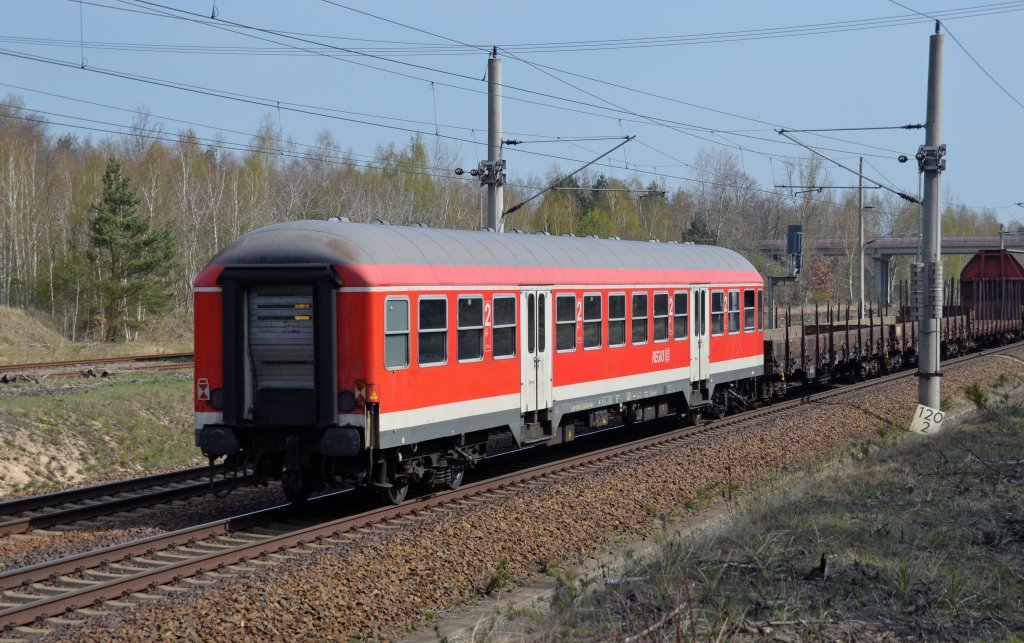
[503, 386, 1024, 641]
[0, 305, 191, 365]
[0, 370, 201, 496]
[0, 305, 197, 496]
[484, 559, 514, 595]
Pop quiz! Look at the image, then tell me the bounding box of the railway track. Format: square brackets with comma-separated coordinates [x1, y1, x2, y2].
[0, 353, 193, 382]
[0, 466, 236, 538]
[3, 343, 1014, 636]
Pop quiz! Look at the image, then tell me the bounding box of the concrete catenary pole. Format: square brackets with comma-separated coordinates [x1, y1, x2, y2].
[858, 156, 864, 319]
[487, 48, 504, 232]
[917, 24, 946, 409]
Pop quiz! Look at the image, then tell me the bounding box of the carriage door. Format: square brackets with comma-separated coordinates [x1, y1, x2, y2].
[520, 288, 553, 414]
[691, 287, 710, 385]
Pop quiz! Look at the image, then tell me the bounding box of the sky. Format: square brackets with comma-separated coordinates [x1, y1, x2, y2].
[4, 0, 1024, 225]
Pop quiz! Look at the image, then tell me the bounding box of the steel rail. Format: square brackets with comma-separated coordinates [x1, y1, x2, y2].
[0, 353, 193, 372]
[1, 342, 1018, 632]
[0, 467, 224, 537]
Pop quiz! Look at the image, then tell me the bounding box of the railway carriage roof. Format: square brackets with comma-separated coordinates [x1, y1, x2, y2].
[203, 220, 762, 286]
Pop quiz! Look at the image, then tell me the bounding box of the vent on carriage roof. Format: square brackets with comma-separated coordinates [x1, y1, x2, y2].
[371, 218, 391, 225]
[561, 233, 576, 238]
[410, 222, 428, 228]
[535, 231, 551, 236]
[608, 236, 621, 240]
[509, 229, 524, 234]
[326, 216, 350, 223]
[479, 226, 495, 232]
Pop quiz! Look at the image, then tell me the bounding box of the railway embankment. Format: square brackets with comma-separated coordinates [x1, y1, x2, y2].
[437, 356, 1024, 641]
[0, 306, 196, 497]
[53, 346, 1024, 641]
[0, 369, 199, 497]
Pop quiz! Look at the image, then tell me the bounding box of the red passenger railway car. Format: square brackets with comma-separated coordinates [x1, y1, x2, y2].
[193, 220, 764, 502]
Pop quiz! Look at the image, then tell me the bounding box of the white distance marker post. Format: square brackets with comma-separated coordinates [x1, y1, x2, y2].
[909, 404, 945, 434]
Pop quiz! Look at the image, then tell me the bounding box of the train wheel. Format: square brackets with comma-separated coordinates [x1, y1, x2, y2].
[379, 479, 409, 505]
[446, 466, 465, 491]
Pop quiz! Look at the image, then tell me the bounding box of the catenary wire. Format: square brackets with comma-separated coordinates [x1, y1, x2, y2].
[888, 0, 1024, 112]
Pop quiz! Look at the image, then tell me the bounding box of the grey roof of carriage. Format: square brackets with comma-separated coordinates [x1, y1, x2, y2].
[209, 219, 760, 276]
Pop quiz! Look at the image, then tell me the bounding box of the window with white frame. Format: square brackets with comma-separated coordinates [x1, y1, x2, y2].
[556, 293, 577, 352]
[631, 292, 648, 344]
[673, 291, 688, 339]
[728, 290, 740, 334]
[492, 295, 516, 358]
[384, 297, 409, 369]
[653, 292, 669, 342]
[711, 291, 725, 336]
[744, 289, 756, 331]
[609, 293, 626, 347]
[457, 296, 484, 361]
[583, 293, 602, 349]
[757, 289, 764, 331]
[418, 296, 447, 365]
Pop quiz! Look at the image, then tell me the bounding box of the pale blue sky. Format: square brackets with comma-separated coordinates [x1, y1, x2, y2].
[4, 1, 1023, 223]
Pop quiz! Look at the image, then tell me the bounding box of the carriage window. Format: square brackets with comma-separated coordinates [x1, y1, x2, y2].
[673, 291, 688, 340]
[384, 297, 409, 369]
[653, 292, 669, 342]
[457, 296, 484, 362]
[418, 297, 447, 365]
[538, 293, 546, 352]
[711, 291, 724, 336]
[527, 294, 536, 354]
[728, 290, 740, 334]
[757, 289, 763, 331]
[609, 293, 626, 347]
[493, 295, 516, 358]
[744, 290, 756, 332]
[556, 294, 577, 352]
[700, 290, 706, 336]
[583, 294, 602, 349]
[631, 292, 648, 345]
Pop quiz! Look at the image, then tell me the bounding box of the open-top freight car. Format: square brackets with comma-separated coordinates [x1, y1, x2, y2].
[762, 273, 1023, 391]
[193, 220, 765, 503]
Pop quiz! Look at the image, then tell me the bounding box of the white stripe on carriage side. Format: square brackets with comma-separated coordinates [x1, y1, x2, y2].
[379, 393, 520, 432]
[193, 286, 223, 293]
[377, 354, 763, 432]
[552, 354, 762, 401]
[553, 366, 692, 401]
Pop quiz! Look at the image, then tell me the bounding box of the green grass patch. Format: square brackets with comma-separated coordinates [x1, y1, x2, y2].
[0, 371, 200, 496]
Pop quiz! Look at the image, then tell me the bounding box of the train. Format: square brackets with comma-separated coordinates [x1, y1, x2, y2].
[192, 220, 1023, 503]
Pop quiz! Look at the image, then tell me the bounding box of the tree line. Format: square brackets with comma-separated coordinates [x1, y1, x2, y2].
[0, 95, 1011, 341]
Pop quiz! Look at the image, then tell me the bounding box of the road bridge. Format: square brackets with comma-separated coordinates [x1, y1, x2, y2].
[758, 233, 1024, 305]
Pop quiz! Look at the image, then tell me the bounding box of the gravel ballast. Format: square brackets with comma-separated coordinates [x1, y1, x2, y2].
[45, 348, 1024, 641]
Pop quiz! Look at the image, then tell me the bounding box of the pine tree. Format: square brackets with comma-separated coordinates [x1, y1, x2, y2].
[684, 211, 715, 245]
[88, 157, 176, 341]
